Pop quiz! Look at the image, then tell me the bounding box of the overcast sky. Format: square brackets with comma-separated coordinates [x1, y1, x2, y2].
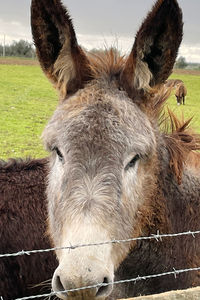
[0, 0, 200, 63]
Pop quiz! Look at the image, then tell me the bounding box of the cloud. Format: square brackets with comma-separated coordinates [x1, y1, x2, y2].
[78, 34, 200, 63]
[1, 26, 200, 64]
[179, 44, 200, 63]
[0, 18, 32, 44]
[77, 33, 133, 53]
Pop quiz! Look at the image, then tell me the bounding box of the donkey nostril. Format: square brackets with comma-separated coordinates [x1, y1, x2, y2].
[55, 275, 65, 292]
[103, 277, 109, 284]
[96, 277, 112, 298]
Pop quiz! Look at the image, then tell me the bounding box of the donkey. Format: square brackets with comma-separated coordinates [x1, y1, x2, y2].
[175, 82, 187, 105]
[31, 0, 200, 299]
[0, 158, 57, 299]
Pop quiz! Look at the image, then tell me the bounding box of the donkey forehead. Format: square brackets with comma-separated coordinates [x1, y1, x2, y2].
[43, 84, 156, 155]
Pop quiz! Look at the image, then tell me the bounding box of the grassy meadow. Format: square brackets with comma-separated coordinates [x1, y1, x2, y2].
[0, 59, 200, 160]
[0, 63, 57, 159]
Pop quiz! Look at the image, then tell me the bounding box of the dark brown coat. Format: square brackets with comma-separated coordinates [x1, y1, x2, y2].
[0, 158, 57, 299]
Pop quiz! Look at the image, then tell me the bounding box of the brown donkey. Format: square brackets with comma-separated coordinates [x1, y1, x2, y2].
[31, 0, 200, 299]
[175, 82, 187, 105]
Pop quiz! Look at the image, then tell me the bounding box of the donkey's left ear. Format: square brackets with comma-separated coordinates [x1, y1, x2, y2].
[121, 0, 183, 99]
[31, 0, 91, 99]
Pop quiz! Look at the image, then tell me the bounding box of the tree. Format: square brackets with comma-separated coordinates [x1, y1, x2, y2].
[0, 40, 36, 58]
[175, 56, 188, 69]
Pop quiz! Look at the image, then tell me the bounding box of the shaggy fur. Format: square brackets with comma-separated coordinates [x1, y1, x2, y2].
[2, 0, 199, 299]
[0, 158, 57, 299]
[31, 0, 91, 99]
[120, 0, 183, 101]
[1, 115, 199, 299]
[30, 0, 200, 299]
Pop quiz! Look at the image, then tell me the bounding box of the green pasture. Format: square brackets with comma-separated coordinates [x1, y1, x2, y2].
[0, 63, 199, 160]
[166, 72, 200, 132]
[0, 64, 57, 159]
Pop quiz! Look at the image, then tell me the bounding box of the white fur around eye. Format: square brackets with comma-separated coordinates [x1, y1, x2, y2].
[49, 152, 65, 192]
[122, 159, 140, 204]
[123, 158, 140, 189]
[125, 159, 139, 175]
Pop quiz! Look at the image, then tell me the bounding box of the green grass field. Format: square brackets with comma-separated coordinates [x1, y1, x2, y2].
[0, 64, 57, 159]
[0, 62, 199, 160]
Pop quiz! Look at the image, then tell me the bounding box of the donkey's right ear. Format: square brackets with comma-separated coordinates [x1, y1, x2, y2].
[31, 0, 91, 99]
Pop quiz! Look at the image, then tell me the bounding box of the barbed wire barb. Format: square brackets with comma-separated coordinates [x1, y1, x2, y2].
[1, 230, 200, 258]
[173, 267, 177, 279]
[190, 231, 196, 238]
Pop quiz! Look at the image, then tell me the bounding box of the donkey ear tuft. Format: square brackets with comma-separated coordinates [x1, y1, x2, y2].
[121, 0, 183, 99]
[31, 0, 91, 99]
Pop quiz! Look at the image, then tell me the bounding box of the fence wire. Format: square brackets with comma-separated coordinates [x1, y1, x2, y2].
[13, 266, 200, 300]
[1, 230, 200, 300]
[0, 230, 200, 258]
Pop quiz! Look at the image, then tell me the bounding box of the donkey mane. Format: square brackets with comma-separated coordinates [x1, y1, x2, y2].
[88, 48, 125, 81]
[57, 48, 155, 100]
[162, 112, 200, 184]
[55, 48, 126, 98]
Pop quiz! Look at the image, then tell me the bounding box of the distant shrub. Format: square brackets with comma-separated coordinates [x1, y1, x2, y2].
[175, 56, 188, 69]
[0, 40, 36, 58]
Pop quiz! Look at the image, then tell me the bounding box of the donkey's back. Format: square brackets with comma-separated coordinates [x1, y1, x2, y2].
[0, 158, 57, 299]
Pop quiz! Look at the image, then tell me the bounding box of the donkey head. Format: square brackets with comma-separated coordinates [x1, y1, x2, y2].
[31, 0, 182, 299]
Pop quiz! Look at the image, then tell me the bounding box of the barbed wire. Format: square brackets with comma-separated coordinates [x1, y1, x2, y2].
[0, 230, 199, 258]
[12, 266, 200, 300]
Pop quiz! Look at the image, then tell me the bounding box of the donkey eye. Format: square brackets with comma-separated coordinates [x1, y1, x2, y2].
[53, 147, 64, 162]
[125, 154, 140, 171]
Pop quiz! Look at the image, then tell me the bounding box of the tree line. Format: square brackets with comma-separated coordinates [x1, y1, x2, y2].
[175, 56, 200, 70]
[0, 41, 199, 70]
[0, 40, 36, 58]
